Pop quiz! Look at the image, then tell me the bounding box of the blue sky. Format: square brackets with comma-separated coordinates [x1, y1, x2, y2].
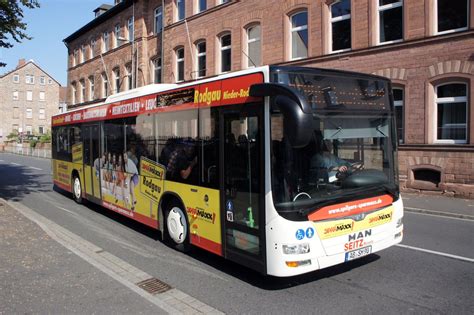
[0, 0, 107, 86]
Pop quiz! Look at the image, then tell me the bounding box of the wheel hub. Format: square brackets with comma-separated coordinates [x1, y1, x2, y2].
[167, 207, 187, 244]
[74, 178, 81, 199]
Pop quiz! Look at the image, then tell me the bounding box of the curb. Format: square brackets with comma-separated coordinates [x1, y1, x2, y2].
[0, 198, 223, 315]
[405, 207, 474, 221]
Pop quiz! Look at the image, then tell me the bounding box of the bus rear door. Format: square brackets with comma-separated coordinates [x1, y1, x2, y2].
[83, 124, 102, 201]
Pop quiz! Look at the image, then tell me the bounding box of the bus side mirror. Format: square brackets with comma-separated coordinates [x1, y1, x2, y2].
[274, 95, 313, 148]
[250, 83, 313, 148]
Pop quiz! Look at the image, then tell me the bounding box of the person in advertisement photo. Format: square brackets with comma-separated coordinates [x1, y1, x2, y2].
[124, 151, 139, 211]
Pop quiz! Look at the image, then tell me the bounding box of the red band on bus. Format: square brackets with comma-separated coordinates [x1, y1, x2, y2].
[190, 234, 222, 256]
[54, 179, 71, 192]
[308, 194, 393, 221]
[102, 201, 158, 229]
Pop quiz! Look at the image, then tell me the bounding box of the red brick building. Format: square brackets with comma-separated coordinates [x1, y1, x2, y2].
[64, 0, 474, 197]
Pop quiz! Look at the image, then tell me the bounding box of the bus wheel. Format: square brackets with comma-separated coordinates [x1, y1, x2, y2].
[165, 201, 190, 252]
[72, 175, 83, 204]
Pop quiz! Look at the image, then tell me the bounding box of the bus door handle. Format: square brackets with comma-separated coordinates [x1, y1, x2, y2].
[190, 188, 198, 193]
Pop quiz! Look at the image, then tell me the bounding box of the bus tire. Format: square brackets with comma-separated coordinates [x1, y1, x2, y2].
[72, 174, 83, 204]
[164, 200, 190, 252]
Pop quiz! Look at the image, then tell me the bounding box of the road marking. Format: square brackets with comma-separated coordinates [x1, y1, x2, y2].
[29, 166, 42, 171]
[0, 160, 4, 162]
[405, 207, 474, 221]
[55, 205, 77, 215]
[396, 244, 474, 263]
[10, 162, 21, 166]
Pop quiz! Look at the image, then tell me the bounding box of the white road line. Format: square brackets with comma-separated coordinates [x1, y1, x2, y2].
[55, 206, 77, 215]
[396, 244, 474, 263]
[10, 162, 21, 166]
[29, 166, 42, 171]
[0, 160, 4, 162]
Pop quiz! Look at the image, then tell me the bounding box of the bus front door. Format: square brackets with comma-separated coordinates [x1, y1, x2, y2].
[83, 124, 102, 201]
[220, 105, 265, 273]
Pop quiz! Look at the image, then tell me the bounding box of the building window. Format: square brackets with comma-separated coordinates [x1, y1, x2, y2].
[40, 76, 46, 85]
[81, 45, 86, 62]
[331, 0, 351, 52]
[91, 39, 96, 58]
[127, 17, 134, 42]
[219, 0, 229, 4]
[48, 78, 53, 85]
[176, 47, 185, 82]
[393, 87, 404, 143]
[196, 41, 206, 78]
[39, 126, 44, 134]
[436, 0, 469, 34]
[126, 64, 132, 89]
[26, 125, 32, 135]
[246, 24, 261, 67]
[71, 82, 76, 104]
[177, 0, 185, 21]
[113, 68, 120, 94]
[73, 50, 78, 66]
[435, 82, 468, 143]
[39, 109, 46, 120]
[39, 91, 45, 101]
[102, 73, 109, 97]
[13, 74, 19, 83]
[13, 91, 19, 100]
[12, 124, 19, 131]
[378, 0, 403, 44]
[103, 32, 110, 52]
[114, 24, 121, 48]
[26, 74, 35, 84]
[198, 0, 207, 13]
[152, 58, 162, 83]
[290, 11, 308, 60]
[219, 33, 231, 73]
[89, 76, 95, 101]
[26, 108, 33, 119]
[26, 90, 33, 101]
[80, 80, 86, 102]
[154, 7, 163, 33]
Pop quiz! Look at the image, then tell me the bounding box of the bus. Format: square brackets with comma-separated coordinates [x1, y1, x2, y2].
[52, 66, 403, 277]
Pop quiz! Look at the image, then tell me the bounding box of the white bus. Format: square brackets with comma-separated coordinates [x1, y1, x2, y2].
[52, 66, 403, 277]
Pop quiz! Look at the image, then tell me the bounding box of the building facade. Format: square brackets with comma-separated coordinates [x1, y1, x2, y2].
[64, 0, 474, 197]
[0, 59, 62, 142]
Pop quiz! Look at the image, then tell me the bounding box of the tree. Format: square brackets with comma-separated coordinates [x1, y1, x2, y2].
[0, 0, 40, 67]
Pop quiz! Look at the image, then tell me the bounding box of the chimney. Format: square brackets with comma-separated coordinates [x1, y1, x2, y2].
[94, 4, 113, 18]
[17, 59, 26, 68]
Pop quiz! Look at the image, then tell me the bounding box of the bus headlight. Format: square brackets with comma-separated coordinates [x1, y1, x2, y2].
[282, 243, 310, 255]
[396, 217, 403, 228]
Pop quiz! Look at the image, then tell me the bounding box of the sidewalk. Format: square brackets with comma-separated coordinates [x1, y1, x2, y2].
[402, 192, 474, 219]
[0, 201, 160, 314]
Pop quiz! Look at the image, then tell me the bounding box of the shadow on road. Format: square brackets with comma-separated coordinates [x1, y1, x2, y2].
[0, 163, 51, 201]
[186, 248, 380, 290]
[52, 183, 381, 290]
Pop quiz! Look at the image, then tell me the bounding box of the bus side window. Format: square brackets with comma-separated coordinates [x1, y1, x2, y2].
[199, 107, 219, 188]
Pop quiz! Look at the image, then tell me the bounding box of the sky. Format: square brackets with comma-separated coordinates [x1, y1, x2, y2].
[0, 0, 108, 86]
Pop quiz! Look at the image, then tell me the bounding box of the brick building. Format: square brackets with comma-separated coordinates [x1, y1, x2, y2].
[64, 0, 474, 197]
[0, 59, 63, 142]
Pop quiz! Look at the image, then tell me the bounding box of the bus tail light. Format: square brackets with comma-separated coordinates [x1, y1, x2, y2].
[283, 243, 310, 255]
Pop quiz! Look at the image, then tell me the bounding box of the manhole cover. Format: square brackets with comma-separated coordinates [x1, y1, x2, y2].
[137, 277, 172, 294]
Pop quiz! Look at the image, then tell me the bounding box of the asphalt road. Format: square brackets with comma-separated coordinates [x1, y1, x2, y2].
[0, 153, 473, 314]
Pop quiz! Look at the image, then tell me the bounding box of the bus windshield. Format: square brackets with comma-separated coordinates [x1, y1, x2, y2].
[270, 69, 398, 214]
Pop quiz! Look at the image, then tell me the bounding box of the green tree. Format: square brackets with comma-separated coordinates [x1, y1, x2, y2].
[0, 0, 40, 67]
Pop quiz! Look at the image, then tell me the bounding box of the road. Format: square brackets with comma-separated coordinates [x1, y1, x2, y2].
[0, 153, 473, 314]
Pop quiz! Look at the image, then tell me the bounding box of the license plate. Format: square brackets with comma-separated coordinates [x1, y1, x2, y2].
[345, 246, 372, 262]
